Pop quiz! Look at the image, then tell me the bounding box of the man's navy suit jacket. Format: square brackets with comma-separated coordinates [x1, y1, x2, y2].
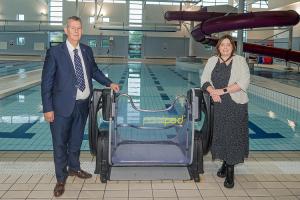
[41, 42, 112, 117]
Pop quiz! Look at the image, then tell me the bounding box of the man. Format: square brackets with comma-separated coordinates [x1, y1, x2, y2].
[41, 16, 119, 197]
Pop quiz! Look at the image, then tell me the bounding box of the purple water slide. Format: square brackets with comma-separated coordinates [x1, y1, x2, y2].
[191, 10, 299, 42]
[164, 10, 300, 63]
[203, 37, 300, 63]
[164, 11, 229, 21]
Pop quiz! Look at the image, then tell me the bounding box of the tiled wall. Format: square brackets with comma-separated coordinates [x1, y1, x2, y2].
[249, 84, 300, 112]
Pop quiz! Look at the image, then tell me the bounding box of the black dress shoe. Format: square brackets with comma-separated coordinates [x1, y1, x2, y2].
[224, 164, 234, 188]
[217, 161, 226, 178]
[68, 169, 92, 179]
[54, 182, 65, 197]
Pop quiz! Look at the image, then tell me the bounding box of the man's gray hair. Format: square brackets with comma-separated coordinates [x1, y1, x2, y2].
[65, 16, 82, 27]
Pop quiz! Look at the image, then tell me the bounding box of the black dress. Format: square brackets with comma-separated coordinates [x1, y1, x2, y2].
[203, 59, 249, 165]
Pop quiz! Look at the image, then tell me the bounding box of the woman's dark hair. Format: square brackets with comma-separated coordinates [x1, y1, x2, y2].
[215, 34, 236, 57]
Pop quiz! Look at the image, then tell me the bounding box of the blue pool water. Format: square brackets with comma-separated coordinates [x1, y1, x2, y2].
[0, 61, 42, 77]
[253, 67, 300, 88]
[0, 63, 299, 151]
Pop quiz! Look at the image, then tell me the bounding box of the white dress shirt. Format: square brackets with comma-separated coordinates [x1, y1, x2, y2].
[66, 39, 90, 100]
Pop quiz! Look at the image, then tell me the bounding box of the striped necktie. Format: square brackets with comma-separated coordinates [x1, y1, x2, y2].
[73, 48, 85, 92]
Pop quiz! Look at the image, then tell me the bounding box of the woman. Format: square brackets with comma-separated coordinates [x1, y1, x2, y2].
[200, 34, 250, 188]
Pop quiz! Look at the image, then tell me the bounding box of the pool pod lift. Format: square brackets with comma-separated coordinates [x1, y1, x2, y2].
[88, 88, 214, 183]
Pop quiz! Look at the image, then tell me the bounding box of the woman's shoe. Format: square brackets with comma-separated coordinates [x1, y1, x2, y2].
[217, 161, 226, 178]
[224, 164, 234, 188]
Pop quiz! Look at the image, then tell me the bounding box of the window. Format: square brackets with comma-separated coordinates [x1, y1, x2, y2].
[89, 17, 95, 24]
[66, 0, 126, 3]
[50, 32, 63, 42]
[231, 30, 247, 40]
[202, 0, 228, 6]
[16, 37, 25, 45]
[102, 39, 110, 48]
[103, 17, 110, 23]
[88, 40, 97, 48]
[129, 1, 143, 27]
[50, 0, 63, 25]
[16, 14, 24, 21]
[252, 0, 268, 8]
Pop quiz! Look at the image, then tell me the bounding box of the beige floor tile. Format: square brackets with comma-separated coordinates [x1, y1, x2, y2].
[73, 177, 85, 184]
[106, 183, 128, 190]
[27, 190, 53, 198]
[39, 153, 53, 158]
[226, 197, 251, 200]
[250, 153, 269, 158]
[240, 181, 264, 189]
[35, 157, 53, 161]
[15, 175, 32, 183]
[153, 190, 177, 198]
[0, 190, 6, 198]
[249, 197, 275, 200]
[178, 197, 204, 200]
[244, 175, 260, 182]
[289, 188, 300, 195]
[39, 175, 54, 184]
[129, 182, 151, 190]
[200, 189, 225, 197]
[55, 190, 80, 198]
[64, 183, 83, 190]
[222, 188, 248, 197]
[78, 190, 104, 199]
[0, 175, 9, 183]
[4, 175, 21, 183]
[261, 182, 286, 189]
[199, 175, 217, 183]
[274, 175, 299, 182]
[0, 183, 12, 190]
[16, 157, 37, 161]
[245, 189, 271, 197]
[104, 190, 128, 198]
[235, 175, 248, 183]
[19, 152, 41, 158]
[282, 182, 300, 189]
[196, 181, 220, 190]
[66, 176, 75, 184]
[152, 182, 174, 190]
[103, 198, 128, 200]
[0, 157, 18, 161]
[78, 199, 103, 200]
[27, 174, 43, 183]
[83, 175, 98, 184]
[174, 182, 197, 190]
[176, 189, 201, 197]
[153, 198, 178, 200]
[82, 183, 106, 190]
[267, 188, 293, 196]
[274, 196, 299, 200]
[129, 189, 152, 198]
[1, 190, 30, 199]
[34, 183, 55, 190]
[202, 197, 227, 200]
[2, 152, 22, 157]
[9, 183, 36, 191]
[130, 198, 152, 200]
[254, 175, 277, 182]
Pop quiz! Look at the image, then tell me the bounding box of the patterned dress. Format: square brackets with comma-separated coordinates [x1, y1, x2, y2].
[203, 59, 249, 165]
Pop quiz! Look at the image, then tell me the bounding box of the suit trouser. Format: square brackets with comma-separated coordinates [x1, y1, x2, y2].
[50, 99, 89, 182]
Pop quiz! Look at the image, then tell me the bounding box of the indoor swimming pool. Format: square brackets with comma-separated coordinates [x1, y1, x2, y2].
[253, 66, 300, 88]
[0, 61, 42, 77]
[0, 63, 299, 151]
